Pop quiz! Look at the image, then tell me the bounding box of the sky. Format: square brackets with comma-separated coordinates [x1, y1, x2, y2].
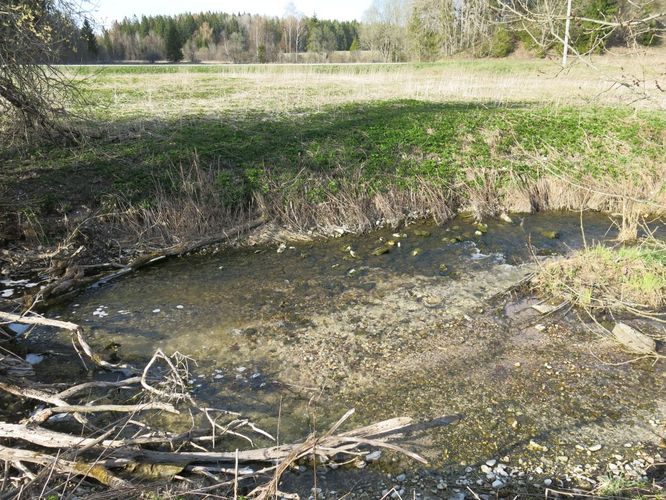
[90, 0, 373, 27]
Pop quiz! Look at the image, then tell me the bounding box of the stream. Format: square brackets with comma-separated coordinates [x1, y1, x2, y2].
[12, 211, 666, 497]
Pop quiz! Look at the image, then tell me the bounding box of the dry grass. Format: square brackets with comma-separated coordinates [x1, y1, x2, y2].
[73, 49, 666, 121]
[101, 157, 250, 248]
[254, 171, 455, 235]
[533, 240, 666, 317]
[494, 140, 666, 241]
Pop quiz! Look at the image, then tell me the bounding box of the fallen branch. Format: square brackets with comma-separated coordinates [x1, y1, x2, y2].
[0, 423, 183, 450]
[0, 380, 88, 426]
[25, 218, 265, 308]
[0, 412, 456, 466]
[0, 311, 132, 373]
[55, 376, 142, 399]
[26, 402, 178, 425]
[0, 445, 128, 489]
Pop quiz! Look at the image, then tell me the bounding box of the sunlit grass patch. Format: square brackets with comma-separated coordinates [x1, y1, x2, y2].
[594, 475, 658, 498]
[533, 241, 666, 316]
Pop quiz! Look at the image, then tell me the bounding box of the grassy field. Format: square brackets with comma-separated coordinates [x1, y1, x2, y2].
[1, 54, 665, 247]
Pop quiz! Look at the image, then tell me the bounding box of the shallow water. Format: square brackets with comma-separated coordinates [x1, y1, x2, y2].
[33, 214, 622, 433]
[18, 211, 666, 496]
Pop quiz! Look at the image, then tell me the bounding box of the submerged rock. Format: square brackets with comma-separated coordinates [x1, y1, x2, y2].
[540, 230, 560, 239]
[411, 248, 423, 257]
[372, 245, 391, 256]
[527, 440, 548, 452]
[474, 222, 488, 234]
[414, 230, 431, 237]
[532, 303, 559, 315]
[499, 213, 513, 224]
[612, 323, 656, 355]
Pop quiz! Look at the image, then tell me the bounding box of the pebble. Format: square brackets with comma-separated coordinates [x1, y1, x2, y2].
[491, 479, 504, 489]
[152, 309, 161, 313]
[176, 305, 184, 309]
[486, 459, 497, 467]
[528, 440, 548, 452]
[25, 353, 44, 365]
[365, 450, 382, 462]
[588, 444, 602, 452]
[396, 473, 407, 482]
[544, 479, 553, 486]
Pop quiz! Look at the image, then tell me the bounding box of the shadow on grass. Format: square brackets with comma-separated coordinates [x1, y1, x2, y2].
[0, 99, 656, 219]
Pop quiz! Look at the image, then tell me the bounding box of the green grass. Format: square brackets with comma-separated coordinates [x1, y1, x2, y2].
[2, 100, 663, 217]
[594, 475, 656, 498]
[1, 60, 665, 243]
[534, 242, 666, 314]
[68, 59, 553, 76]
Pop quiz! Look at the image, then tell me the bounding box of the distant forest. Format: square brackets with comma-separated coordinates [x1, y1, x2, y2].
[59, 0, 662, 64]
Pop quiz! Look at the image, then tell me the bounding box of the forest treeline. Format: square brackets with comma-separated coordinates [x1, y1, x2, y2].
[56, 0, 664, 63]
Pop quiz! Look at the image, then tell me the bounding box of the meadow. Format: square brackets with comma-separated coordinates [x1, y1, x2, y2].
[2, 54, 665, 245]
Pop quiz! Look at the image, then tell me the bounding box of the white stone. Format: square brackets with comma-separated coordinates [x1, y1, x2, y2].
[25, 353, 44, 365]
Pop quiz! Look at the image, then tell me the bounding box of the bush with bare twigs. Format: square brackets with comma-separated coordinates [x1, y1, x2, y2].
[0, 1, 84, 144]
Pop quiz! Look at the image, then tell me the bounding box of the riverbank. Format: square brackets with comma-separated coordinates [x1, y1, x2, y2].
[1, 60, 664, 266]
[0, 58, 665, 498]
